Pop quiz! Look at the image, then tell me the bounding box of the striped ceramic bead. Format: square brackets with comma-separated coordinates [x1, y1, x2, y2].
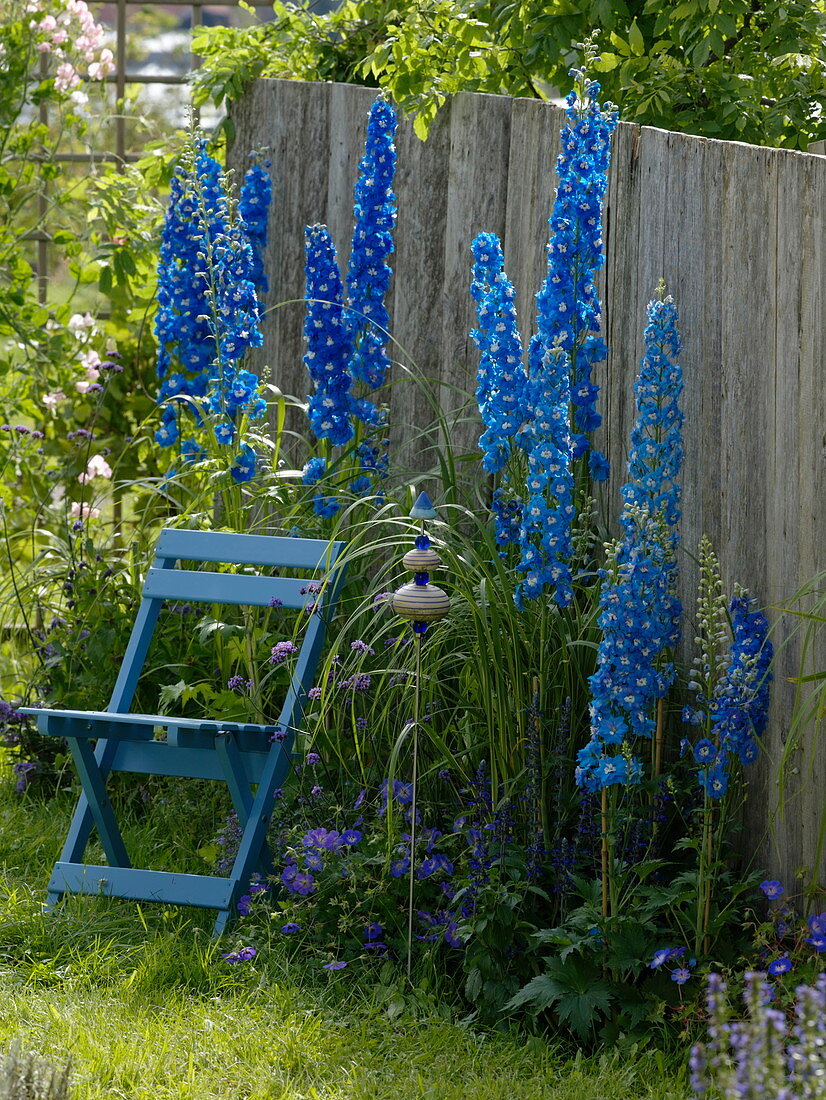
[392, 582, 450, 622]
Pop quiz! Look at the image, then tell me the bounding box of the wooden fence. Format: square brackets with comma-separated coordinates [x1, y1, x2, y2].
[231, 78, 826, 883]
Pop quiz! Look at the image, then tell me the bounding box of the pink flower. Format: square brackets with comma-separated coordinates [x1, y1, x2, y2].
[55, 62, 80, 92]
[68, 312, 95, 336]
[88, 48, 114, 79]
[70, 502, 100, 520]
[42, 390, 67, 410]
[79, 349, 101, 379]
[78, 454, 112, 483]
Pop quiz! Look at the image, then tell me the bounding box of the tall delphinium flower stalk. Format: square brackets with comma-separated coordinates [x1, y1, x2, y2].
[346, 97, 398, 414]
[154, 138, 272, 492]
[575, 288, 684, 917]
[301, 97, 397, 517]
[683, 538, 774, 953]
[469, 54, 617, 608]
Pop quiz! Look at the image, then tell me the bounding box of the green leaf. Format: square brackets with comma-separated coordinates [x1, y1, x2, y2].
[504, 974, 562, 1012]
[628, 20, 645, 56]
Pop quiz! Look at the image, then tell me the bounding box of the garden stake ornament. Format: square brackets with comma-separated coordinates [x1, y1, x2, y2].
[391, 491, 449, 977]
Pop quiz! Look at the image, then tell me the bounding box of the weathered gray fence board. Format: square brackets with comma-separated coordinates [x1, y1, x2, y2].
[440, 93, 512, 464]
[231, 79, 826, 881]
[797, 158, 826, 879]
[502, 98, 561, 344]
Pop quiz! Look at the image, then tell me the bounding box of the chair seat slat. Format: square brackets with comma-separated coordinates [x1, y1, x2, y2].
[20, 707, 279, 735]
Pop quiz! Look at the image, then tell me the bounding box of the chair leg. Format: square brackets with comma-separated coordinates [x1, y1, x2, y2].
[43, 891, 63, 914]
[68, 738, 130, 868]
[212, 907, 233, 938]
[55, 738, 122, 866]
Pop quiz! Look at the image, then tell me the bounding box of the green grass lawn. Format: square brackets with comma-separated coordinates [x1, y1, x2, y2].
[0, 779, 691, 1099]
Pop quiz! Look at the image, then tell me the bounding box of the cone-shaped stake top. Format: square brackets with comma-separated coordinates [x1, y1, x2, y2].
[409, 491, 437, 520]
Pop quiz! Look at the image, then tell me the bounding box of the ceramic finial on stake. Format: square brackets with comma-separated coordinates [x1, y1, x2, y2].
[392, 492, 449, 979]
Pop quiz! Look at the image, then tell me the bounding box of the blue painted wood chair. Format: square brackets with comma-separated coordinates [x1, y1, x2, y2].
[21, 528, 346, 936]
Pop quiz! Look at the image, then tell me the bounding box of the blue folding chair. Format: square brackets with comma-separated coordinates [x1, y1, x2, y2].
[21, 528, 346, 936]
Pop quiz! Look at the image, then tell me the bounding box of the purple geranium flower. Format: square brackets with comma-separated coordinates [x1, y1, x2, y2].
[767, 954, 793, 975]
[760, 879, 784, 900]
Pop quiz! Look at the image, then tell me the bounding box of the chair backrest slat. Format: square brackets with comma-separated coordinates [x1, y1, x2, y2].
[143, 568, 323, 610]
[155, 529, 345, 572]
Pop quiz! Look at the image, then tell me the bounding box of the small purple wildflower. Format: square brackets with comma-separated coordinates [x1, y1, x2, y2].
[290, 872, 316, 896]
[270, 640, 298, 665]
[306, 751, 320, 766]
[650, 947, 676, 969]
[303, 827, 343, 851]
[760, 880, 784, 900]
[322, 960, 347, 970]
[341, 828, 362, 845]
[222, 946, 257, 963]
[281, 923, 301, 934]
[672, 967, 691, 985]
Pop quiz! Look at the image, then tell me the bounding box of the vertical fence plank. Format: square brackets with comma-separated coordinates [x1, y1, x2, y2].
[439, 92, 512, 473]
[502, 97, 562, 344]
[795, 155, 826, 881]
[602, 121, 642, 528]
[719, 142, 778, 870]
[389, 106, 452, 481]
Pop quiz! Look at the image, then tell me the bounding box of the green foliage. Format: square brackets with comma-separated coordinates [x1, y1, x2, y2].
[193, 0, 826, 148]
[0, 789, 692, 1099]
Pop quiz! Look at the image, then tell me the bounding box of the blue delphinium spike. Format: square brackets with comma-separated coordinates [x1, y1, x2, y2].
[154, 141, 269, 461]
[538, 76, 617, 470]
[576, 291, 685, 793]
[346, 98, 398, 406]
[303, 224, 355, 447]
[470, 233, 527, 474]
[239, 159, 273, 295]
